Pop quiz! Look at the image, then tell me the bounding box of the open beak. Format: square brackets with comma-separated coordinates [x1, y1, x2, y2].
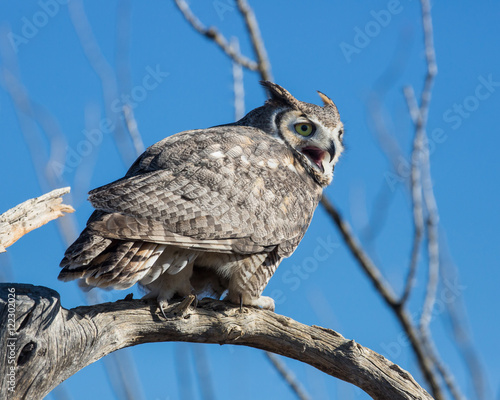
[301, 142, 336, 173]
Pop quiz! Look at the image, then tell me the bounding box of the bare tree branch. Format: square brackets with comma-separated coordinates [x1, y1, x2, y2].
[441, 257, 489, 400]
[320, 195, 443, 399]
[68, 0, 137, 166]
[231, 37, 245, 121]
[0, 188, 74, 253]
[173, 0, 259, 71]
[420, 164, 440, 333]
[422, 336, 466, 400]
[0, 30, 79, 243]
[399, 3, 466, 399]
[412, 0, 440, 335]
[123, 104, 145, 156]
[401, 86, 424, 307]
[0, 284, 433, 400]
[235, 0, 273, 82]
[320, 196, 398, 306]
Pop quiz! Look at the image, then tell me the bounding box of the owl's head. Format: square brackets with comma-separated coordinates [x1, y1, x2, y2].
[238, 81, 344, 187]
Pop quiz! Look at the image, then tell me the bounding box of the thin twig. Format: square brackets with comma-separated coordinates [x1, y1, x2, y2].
[400, 2, 466, 399]
[418, 0, 440, 334]
[173, 0, 258, 71]
[320, 197, 398, 306]
[420, 156, 440, 334]
[231, 37, 245, 121]
[123, 104, 145, 156]
[265, 352, 311, 400]
[400, 86, 424, 306]
[441, 252, 489, 400]
[420, 187, 439, 333]
[366, 32, 413, 186]
[68, 0, 136, 166]
[421, 332, 466, 400]
[0, 30, 79, 243]
[400, 0, 439, 331]
[235, 0, 273, 82]
[116, 0, 144, 160]
[116, 0, 132, 97]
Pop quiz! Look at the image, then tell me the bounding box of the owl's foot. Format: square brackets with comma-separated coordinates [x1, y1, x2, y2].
[246, 295, 275, 311]
[141, 291, 171, 318]
[156, 294, 198, 318]
[172, 294, 197, 316]
[228, 294, 275, 311]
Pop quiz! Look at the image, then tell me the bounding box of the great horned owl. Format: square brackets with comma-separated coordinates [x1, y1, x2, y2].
[59, 81, 344, 314]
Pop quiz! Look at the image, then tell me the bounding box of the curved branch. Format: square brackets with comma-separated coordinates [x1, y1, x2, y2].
[235, 0, 273, 81]
[173, 0, 259, 71]
[320, 195, 442, 398]
[0, 283, 432, 400]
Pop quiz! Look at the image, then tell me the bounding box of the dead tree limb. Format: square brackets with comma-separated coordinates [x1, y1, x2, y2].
[0, 187, 74, 253]
[0, 283, 433, 400]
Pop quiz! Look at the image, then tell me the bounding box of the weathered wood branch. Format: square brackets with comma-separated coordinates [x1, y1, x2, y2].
[0, 283, 432, 400]
[0, 187, 74, 253]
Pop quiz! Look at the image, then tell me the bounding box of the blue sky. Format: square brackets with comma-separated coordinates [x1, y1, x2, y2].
[1, 1, 499, 399]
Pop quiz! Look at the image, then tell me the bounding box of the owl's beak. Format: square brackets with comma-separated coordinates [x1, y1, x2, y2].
[301, 146, 327, 173]
[302, 140, 336, 174]
[327, 141, 336, 164]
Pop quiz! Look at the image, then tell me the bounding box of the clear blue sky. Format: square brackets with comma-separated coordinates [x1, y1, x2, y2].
[1, 1, 499, 399]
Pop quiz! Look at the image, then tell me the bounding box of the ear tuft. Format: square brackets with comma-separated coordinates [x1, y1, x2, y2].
[260, 81, 300, 108]
[317, 91, 338, 113]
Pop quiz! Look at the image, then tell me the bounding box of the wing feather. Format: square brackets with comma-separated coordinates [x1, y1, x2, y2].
[87, 127, 322, 256]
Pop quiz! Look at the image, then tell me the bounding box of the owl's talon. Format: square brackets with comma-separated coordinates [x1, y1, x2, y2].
[171, 294, 196, 315]
[159, 300, 169, 319]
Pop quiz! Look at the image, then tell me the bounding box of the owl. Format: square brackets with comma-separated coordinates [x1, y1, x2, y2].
[59, 81, 344, 314]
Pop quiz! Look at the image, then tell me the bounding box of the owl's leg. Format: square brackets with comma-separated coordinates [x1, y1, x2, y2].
[227, 252, 281, 312]
[233, 292, 275, 311]
[143, 262, 194, 318]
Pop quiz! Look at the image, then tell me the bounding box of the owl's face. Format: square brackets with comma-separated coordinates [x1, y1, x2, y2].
[238, 81, 344, 187]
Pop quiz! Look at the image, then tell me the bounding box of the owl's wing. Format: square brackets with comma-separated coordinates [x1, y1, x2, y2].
[87, 126, 322, 256]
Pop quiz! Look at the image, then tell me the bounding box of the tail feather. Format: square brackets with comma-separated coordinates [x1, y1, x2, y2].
[60, 228, 112, 268]
[59, 223, 169, 291]
[92, 241, 136, 279]
[95, 242, 157, 288]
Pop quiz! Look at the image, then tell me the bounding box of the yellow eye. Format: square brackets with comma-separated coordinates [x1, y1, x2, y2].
[294, 123, 315, 137]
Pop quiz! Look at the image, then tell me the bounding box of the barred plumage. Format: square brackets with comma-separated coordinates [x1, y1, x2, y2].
[59, 81, 344, 313]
